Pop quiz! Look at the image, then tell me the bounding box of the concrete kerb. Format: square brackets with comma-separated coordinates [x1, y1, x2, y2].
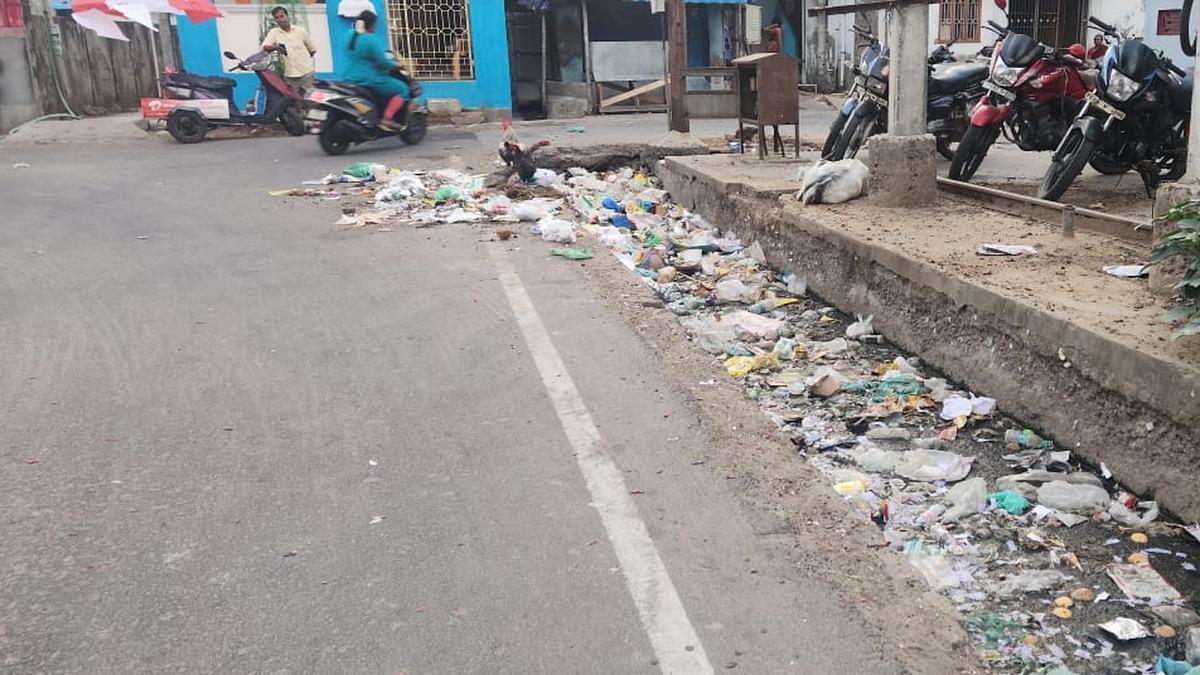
[658, 155, 1200, 523]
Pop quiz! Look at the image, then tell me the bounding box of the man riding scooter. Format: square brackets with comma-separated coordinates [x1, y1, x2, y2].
[342, 10, 410, 131]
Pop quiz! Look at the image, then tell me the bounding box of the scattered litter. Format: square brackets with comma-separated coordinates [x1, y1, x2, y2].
[1104, 264, 1150, 278]
[1037, 481, 1110, 514]
[13, 162, 31, 169]
[1150, 605, 1200, 629]
[368, 515, 386, 525]
[894, 449, 974, 482]
[550, 247, 594, 260]
[1097, 617, 1152, 641]
[977, 243, 1039, 256]
[1106, 562, 1183, 603]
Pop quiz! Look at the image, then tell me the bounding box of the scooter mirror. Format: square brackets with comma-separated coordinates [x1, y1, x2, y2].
[994, 0, 1006, 10]
[223, 51, 237, 59]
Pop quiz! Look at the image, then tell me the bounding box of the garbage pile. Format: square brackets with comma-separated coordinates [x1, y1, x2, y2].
[276, 159, 1200, 675]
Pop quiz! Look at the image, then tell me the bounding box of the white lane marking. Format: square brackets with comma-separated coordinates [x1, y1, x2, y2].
[489, 245, 714, 675]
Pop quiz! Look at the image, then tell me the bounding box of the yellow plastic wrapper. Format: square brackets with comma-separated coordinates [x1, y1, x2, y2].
[724, 353, 781, 377]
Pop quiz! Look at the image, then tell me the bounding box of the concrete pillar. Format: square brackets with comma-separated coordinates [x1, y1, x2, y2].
[886, 3, 927, 135]
[1187, 51, 1200, 180]
[1150, 51, 1200, 291]
[868, 3, 935, 207]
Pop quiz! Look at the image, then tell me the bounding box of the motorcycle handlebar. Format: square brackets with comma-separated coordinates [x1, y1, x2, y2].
[1166, 60, 1187, 77]
[1089, 16, 1118, 36]
[986, 20, 1007, 35]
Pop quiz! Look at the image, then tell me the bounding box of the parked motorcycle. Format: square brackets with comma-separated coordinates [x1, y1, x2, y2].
[307, 65, 427, 155]
[823, 39, 987, 161]
[1037, 16, 1192, 200]
[821, 25, 886, 158]
[948, 20, 1094, 182]
[163, 48, 306, 144]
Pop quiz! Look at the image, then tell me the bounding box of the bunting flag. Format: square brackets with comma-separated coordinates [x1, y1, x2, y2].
[70, 0, 221, 40]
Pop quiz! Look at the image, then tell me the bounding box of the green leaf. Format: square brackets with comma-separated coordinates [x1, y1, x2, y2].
[1177, 219, 1200, 231]
[1149, 246, 1184, 263]
[1165, 307, 1199, 321]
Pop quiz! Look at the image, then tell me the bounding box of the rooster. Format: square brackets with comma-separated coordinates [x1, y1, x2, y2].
[498, 119, 549, 183]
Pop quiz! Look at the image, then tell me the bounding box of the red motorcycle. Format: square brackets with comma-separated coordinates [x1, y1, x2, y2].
[949, 18, 1095, 181]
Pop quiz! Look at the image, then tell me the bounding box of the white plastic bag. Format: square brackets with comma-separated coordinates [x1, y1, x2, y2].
[1036, 480, 1110, 514]
[715, 278, 761, 304]
[513, 201, 547, 222]
[538, 217, 577, 244]
[894, 449, 974, 482]
[941, 477, 987, 522]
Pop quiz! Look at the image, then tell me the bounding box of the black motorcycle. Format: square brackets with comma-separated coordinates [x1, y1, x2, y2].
[307, 66, 427, 155]
[1038, 16, 1192, 200]
[822, 25, 886, 158]
[825, 42, 988, 161]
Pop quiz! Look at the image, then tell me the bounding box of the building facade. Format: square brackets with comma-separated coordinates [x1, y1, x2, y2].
[176, 0, 512, 115]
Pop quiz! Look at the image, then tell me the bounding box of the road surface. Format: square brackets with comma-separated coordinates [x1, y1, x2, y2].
[0, 119, 969, 674]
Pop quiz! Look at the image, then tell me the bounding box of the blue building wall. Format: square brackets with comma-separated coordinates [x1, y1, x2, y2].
[176, 0, 512, 111]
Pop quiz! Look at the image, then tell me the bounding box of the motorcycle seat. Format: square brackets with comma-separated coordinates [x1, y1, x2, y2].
[163, 72, 237, 92]
[929, 62, 988, 95]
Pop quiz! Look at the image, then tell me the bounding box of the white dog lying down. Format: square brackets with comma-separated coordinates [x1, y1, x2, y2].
[797, 158, 869, 205]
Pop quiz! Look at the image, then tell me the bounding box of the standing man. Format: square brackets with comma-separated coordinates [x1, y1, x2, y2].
[262, 6, 317, 97]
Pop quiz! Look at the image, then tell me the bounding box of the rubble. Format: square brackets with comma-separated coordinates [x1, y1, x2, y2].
[270, 156, 1200, 675]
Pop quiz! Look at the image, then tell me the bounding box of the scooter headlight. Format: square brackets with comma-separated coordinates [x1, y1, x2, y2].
[1107, 69, 1140, 102]
[991, 59, 1022, 87]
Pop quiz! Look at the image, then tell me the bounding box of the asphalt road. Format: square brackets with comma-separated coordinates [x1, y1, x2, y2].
[0, 125, 947, 673]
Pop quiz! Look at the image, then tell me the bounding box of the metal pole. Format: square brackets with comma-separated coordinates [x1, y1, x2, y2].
[581, 0, 592, 86]
[149, 22, 162, 98]
[1062, 204, 1075, 237]
[540, 11, 547, 118]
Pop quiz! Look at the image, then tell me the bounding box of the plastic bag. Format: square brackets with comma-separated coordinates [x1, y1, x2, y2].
[989, 490, 1032, 515]
[374, 172, 425, 206]
[538, 217, 577, 244]
[715, 278, 762, 304]
[941, 477, 987, 522]
[680, 311, 782, 355]
[845, 315, 874, 341]
[894, 449, 974, 482]
[513, 201, 548, 222]
[772, 337, 799, 361]
[1108, 500, 1160, 527]
[724, 353, 781, 377]
[433, 185, 461, 203]
[533, 168, 561, 186]
[1036, 480, 1110, 514]
[550, 247, 594, 260]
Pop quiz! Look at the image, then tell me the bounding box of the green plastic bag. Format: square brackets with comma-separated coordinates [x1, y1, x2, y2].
[988, 490, 1031, 515]
[433, 185, 461, 203]
[343, 162, 373, 179]
[550, 247, 594, 260]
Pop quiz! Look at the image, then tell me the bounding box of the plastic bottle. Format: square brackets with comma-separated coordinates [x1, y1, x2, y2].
[748, 298, 781, 314]
[1005, 429, 1052, 449]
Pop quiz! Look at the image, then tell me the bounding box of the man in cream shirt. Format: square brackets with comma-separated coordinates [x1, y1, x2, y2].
[262, 6, 317, 96]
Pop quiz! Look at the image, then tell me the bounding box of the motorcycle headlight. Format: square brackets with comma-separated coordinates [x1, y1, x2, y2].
[1107, 69, 1140, 102]
[991, 60, 1022, 87]
[866, 77, 887, 95]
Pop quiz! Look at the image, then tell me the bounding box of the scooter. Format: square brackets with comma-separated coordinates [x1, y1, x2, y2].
[160, 47, 306, 144]
[948, 3, 1095, 182]
[307, 65, 427, 155]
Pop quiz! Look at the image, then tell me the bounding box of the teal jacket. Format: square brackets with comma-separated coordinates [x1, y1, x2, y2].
[341, 28, 409, 98]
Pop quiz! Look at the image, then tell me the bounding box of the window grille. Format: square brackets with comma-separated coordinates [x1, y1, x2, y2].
[386, 0, 474, 81]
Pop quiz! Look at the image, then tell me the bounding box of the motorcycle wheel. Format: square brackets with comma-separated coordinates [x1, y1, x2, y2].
[1038, 127, 1095, 201]
[821, 111, 849, 159]
[318, 117, 349, 156]
[936, 135, 954, 161]
[949, 125, 998, 182]
[279, 104, 306, 137]
[831, 111, 874, 161]
[400, 112, 427, 146]
[166, 109, 208, 144]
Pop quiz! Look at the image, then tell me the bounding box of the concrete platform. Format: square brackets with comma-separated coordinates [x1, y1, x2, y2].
[659, 153, 1200, 522]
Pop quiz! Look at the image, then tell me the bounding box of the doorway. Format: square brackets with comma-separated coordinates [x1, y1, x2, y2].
[1009, 0, 1086, 47]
